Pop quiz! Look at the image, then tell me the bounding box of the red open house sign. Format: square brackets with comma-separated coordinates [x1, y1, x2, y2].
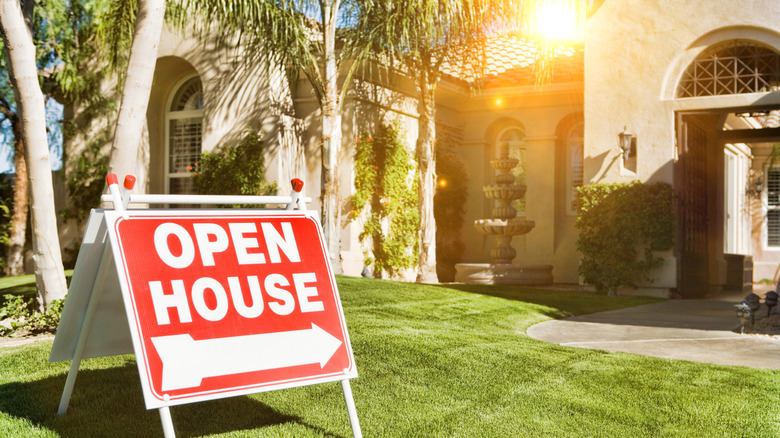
[103, 209, 356, 409]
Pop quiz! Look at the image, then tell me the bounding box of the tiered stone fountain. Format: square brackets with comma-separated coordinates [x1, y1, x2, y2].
[454, 142, 553, 285]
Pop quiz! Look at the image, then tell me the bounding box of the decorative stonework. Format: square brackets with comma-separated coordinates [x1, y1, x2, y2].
[454, 140, 552, 285]
[677, 40, 780, 98]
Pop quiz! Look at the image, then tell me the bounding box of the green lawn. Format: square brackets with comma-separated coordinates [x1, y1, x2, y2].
[1, 276, 778, 437]
[0, 271, 73, 301]
[0, 274, 45, 298]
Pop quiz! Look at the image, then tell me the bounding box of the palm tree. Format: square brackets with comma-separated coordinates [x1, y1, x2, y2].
[179, 0, 371, 273]
[0, 0, 67, 309]
[103, 0, 167, 190]
[355, 0, 589, 282]
[354, 0, 513, 282]
[1, 0, 120, 276]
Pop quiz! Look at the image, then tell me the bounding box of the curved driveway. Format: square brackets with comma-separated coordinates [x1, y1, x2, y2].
[526, 296, 780, 369]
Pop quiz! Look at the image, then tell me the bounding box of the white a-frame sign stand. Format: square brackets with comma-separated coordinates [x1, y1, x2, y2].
[50, 174, 362, 438]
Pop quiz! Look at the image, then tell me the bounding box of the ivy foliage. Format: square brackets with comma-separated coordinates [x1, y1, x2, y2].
[576, 181, 674, 295]
[350, 120, 419, 278]
[0, 294, 65, 337]
[191, 130, 278, 205]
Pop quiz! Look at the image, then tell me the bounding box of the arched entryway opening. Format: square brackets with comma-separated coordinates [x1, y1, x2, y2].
[165, 75, 203, 195]
[675, 39, 780, 297]
[147, 56, 202, 196]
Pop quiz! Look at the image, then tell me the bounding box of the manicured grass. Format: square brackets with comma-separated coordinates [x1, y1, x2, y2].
[1, 276, 778, 437]
[0, 272, 73, 301]
[0, 274, 40, 299]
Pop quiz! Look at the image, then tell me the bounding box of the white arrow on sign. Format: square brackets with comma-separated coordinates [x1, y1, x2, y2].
[150, 323, 343, 391]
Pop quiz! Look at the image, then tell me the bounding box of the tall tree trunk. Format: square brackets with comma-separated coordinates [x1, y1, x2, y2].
[416, 72, 438, 283]
[320, 0, 342, 273]
[5, 129, 28, 276]
[106, 0, 166, 184]
[0, 0, 68, 310]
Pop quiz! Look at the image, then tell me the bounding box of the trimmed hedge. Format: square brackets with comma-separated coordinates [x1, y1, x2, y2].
[576, 181, 674, 295]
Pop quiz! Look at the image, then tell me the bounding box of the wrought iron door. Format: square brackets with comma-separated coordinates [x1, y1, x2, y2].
[676, 116, 710, 297]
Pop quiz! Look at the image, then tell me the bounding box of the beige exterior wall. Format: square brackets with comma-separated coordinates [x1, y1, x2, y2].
[338, 78, 586, 283]
[586, 0, 780, 295]
[69, 26, 586, 284]
[150, 26, 305, 194]
[586, 0, 780, 185]
[60, 2, 780, 293]
[449, 85, 584, 283]
[294, 76, 423, 279]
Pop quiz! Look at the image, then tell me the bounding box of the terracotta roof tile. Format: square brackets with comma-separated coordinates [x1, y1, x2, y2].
[442, 36, 584, 88]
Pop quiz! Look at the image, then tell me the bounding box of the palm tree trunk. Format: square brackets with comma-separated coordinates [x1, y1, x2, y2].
[320, 0, 342, 273]
[5, 130, 28, 276]
[106, 0, 166, 183]
[416, 72, 438, 283]
[0, 0, 68, 310]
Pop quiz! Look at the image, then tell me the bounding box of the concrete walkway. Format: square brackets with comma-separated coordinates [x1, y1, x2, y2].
[526, 294, 780, 369]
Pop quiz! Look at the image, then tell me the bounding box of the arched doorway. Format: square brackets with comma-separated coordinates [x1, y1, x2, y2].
[675, 39, 780, 297]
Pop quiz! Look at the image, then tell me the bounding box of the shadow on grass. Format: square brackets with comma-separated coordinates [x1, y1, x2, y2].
[0, 362, 339, 437]
[442, 283, 746, 333]
[0, 284, 38, 299]
[440, 283, 661, 319]
[0, 272, 73, 300]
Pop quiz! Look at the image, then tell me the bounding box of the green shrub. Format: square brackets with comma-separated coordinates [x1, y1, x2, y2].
[0, 294, 65, 336]
[191, 130, 277, 204]
[63, 138, 110, 223]
[349, 120, 419, 278]
[0, 177, 11, 272]
[576, 181, 674, 295]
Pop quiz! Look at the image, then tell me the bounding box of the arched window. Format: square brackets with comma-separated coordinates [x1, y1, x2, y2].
[166, 76, 203, 194]
[677, 40, 780, 98]
[495, 127, 526, 214]
[565, 121, 584, 215]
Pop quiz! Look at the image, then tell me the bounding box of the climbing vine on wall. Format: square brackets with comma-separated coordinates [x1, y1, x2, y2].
[349, 120, 419, 278]
[576, 181, 674, 295]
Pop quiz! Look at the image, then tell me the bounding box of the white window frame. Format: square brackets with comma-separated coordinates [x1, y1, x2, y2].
[165, 75, 203, 195]
[723, 143, 751, 255]
[764, 165, 780, 250]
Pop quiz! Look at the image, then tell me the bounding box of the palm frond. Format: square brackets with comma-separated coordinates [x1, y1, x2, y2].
[95, 0, 137, 75]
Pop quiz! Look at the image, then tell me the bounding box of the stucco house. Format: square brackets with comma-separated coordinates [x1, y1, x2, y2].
[62, 0, 780, 298]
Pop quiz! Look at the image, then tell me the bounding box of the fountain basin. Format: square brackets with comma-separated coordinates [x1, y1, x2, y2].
[490, 158, 519, 170]
[454, 263, 553, 285]
[483, 184, 527, 201]
[475, 218, 535, 236]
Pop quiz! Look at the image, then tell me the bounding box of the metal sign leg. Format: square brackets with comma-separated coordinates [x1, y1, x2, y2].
[57, 245, 114, 416]
[159, 406, 176, 437]
[341, 379, 362, 438]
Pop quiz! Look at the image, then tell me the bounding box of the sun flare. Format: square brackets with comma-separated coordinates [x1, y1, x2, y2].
[536, 2, 581, 42]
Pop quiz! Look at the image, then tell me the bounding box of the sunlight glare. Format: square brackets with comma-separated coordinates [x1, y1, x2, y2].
[536, 2, 581, 42]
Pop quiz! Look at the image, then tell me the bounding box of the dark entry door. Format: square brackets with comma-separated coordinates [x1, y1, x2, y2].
[676, 115, 710, 297]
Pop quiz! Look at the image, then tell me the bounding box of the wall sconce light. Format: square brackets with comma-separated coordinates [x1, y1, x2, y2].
[618, 126, 635, 159]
